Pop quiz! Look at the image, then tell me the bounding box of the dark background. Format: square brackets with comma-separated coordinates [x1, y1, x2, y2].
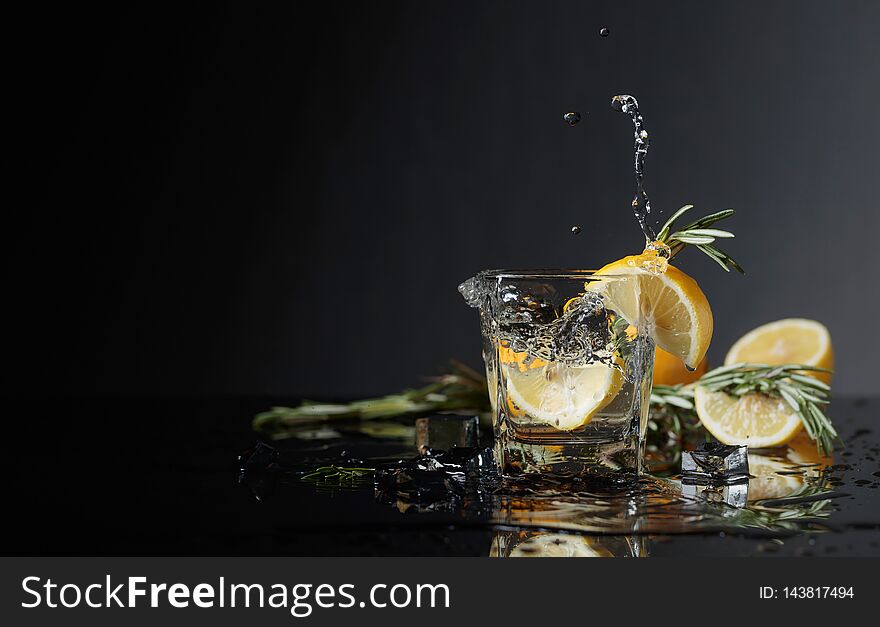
[7, 0, 880, 399]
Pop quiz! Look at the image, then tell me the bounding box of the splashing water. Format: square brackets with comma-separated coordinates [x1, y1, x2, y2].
[563, 112, 581, 126]
[612, 95, 656, 242]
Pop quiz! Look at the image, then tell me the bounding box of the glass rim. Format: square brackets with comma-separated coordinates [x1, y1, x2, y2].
[476, 268, 627, 280]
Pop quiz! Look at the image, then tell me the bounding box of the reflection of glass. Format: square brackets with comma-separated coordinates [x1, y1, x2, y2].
[460, 270, 654, 478]
[490, 530, 647, 557]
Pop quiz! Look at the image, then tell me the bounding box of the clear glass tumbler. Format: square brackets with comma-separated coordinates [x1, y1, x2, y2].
[459, 269, 654, 479]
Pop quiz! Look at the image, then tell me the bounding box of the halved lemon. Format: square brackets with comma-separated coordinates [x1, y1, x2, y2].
[591, 253, 713, 370]
[502, 357, 622, 430]
[694, 385, 803, 448]
[724, 318, 834, 385]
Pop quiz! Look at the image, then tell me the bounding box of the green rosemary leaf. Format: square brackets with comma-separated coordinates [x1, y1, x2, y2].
[685, 228, 735, 238]
[789, 374, 831, 391]
[776, 384, 803, 414]
[671, 234, 716, 245]
[695, 245, 732, 272]
[679, 208, 736, 230]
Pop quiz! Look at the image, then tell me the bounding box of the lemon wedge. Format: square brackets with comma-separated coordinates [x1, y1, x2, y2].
[592, 253, 713, 370]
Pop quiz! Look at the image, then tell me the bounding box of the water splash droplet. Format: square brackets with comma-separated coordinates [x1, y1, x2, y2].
[571, 225, 582, 235]
[563, 111, 581, 126]
[599, 27, 609, 37]
[611, 94, 656, 242]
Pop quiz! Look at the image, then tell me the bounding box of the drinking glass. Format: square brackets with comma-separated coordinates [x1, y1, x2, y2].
[459, 269, 654, 479]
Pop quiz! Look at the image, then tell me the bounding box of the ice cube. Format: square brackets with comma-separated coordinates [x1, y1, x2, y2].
[374, 447, 495, 506]
[238, 441, 278, 474]
[374, 466, 465, 503]
[681, 442, 749, 484]
[415, 415, 479, 455]
[237, 441, 280, 500]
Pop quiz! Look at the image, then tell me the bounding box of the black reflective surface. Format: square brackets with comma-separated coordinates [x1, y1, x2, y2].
[7, 397, 879, 556]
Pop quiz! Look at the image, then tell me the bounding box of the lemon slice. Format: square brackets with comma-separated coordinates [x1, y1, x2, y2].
[503, 358, 622, 430]
[694, 386, 803, 448]
[592, 254, 713, 370]
[724, 318, 834, 384]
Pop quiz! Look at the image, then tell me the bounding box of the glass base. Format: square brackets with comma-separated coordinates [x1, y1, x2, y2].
[494, 432, 643, 480]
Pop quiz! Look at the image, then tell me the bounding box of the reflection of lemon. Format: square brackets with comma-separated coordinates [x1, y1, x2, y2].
[502, 358, 622, 430]
[694, 386, 802, 448]
[508, 533, 613, 557]
[786, 432, 834, 468]
[747, 453, 804, 502]
[724, 318, 834, 385]
[653, 346, 707, 385]
[592, 253, 713, 370]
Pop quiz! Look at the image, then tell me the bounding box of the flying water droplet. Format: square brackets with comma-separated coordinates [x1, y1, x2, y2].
[563, 111, 581, 126]
[571, 225, 582, 235]
[599, 27, 610, 37]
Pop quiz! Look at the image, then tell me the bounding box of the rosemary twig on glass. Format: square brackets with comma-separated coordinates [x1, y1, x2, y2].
[656, 204, 744, 273]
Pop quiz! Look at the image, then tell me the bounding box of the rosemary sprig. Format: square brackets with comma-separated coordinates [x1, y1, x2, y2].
[653, 363, 839, 455]
[698, 362, 839, 454]
[650, 383, 695, 411]
[646, 384, 706, 473]
[718, 484, 835, 533]
[656, 204, 744, 273]
[253, 360, 489, 434]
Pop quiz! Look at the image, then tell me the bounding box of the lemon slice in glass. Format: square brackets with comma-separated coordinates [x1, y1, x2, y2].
[503, 358, 622, 430]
